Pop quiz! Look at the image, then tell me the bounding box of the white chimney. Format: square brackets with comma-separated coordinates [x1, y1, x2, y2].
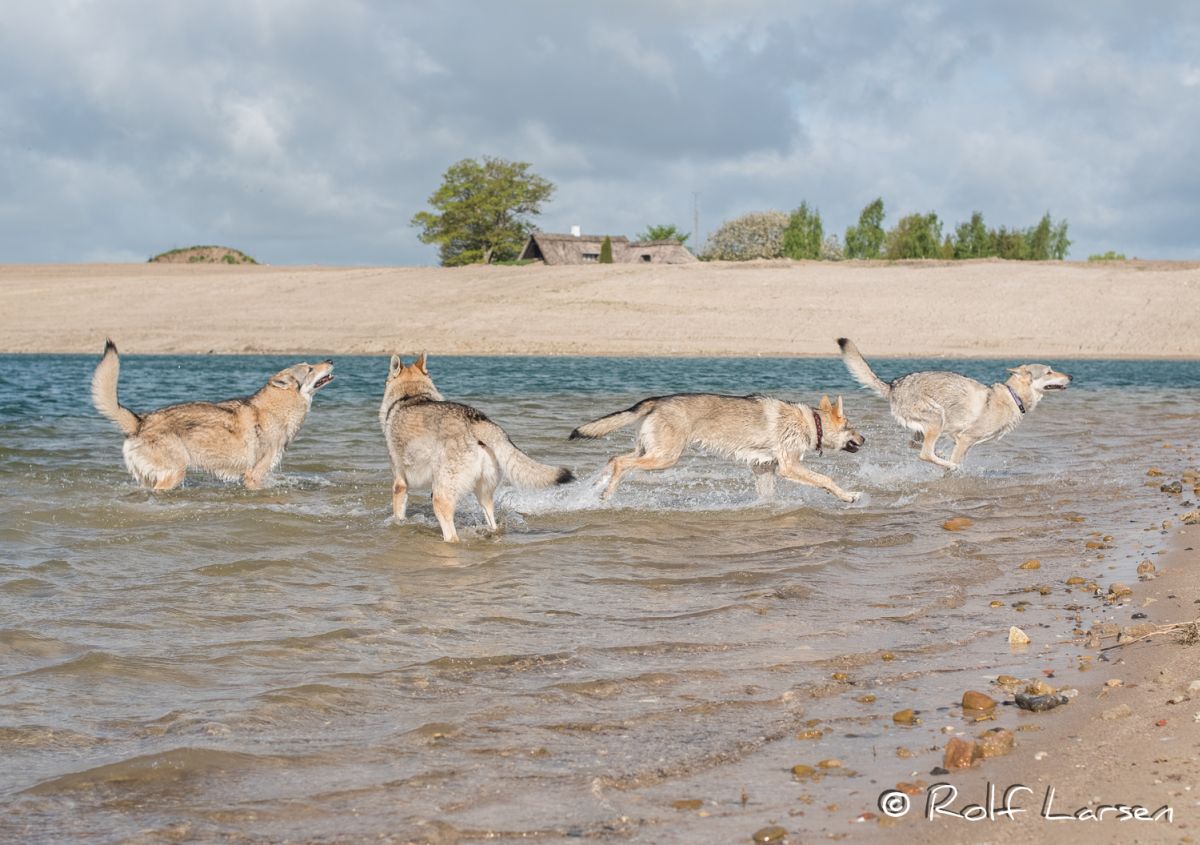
[570, 225, 581, 238]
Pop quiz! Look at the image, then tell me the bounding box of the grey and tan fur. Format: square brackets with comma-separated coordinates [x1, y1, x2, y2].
[91, 340, 333, 490]
[837, 337, 1071, 470]
[570, 393, 866, 503]
[380, 353, 574, 542]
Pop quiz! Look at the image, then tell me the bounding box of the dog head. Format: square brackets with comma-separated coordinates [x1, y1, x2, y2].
[384, 351, 443, 400]
[1007, 364, 1072, 395]
[818, 395, 866, 453]
[268, 360, 334, 400]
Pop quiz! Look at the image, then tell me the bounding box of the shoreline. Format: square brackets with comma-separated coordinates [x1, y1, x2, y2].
[2, 260, 1199, 358]
[880, 524, 1200, 843]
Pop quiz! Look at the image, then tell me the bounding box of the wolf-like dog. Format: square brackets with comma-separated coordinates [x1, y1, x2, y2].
[380, 353, 573, 542]
[837, 337, 1071, 470]
[91, 340, 333, 490]
[570, 393, 866, 503]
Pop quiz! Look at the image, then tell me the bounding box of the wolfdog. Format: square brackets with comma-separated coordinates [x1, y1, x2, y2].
[570, 393, 866, 503]
[91, 340, 333, 490]
[837, 337, 1071, 470]
[380, 353, 574, 542]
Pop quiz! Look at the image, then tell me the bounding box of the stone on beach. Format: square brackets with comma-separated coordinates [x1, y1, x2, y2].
[1018, 559, 1041, 570]
[942, 517, 973, 531]
[961, 690, 997, 712]
[976, 727, 1015, 758]
[1008, 626, 1031, 645]
[1182, 510, 1200, 525]
[943, 737, 979, 769]
[1014, 693, 1069, 712]
[892, 709, 919, 725]
[752, 826, 788, 843]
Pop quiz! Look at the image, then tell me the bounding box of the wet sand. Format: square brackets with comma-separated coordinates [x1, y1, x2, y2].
[1, 259, 1199, 357]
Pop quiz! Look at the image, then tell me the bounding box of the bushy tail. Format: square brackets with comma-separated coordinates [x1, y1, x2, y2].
[569, 399, 657, 439]
[91, 339, 141, 435]
[475, 422, 574, 488]
[837, 338, 891, 398]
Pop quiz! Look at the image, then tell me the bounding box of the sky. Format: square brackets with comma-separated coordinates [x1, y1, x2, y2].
[2, 1, 1198, 264]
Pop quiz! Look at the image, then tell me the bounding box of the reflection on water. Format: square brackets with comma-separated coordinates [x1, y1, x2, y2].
[1, 354, 1197, 842]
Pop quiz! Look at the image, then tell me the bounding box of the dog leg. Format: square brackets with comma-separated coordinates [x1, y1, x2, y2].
[243, 451, 277, 489]
[777, 460, 860, 503]
[432, 492, 460, 543]
[948, 435, 976, 469]
[153, 468, 186, 491]
[475, 478, 498, 531]
[751, 461, 778, 500]
[392, 478, 408, 520]
[602, 451, 681, 499]
[918, 427, 957, 470]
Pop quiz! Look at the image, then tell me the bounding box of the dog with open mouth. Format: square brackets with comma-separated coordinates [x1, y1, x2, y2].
[91, 340, 334, 490]
[838, 337, 1071, 470]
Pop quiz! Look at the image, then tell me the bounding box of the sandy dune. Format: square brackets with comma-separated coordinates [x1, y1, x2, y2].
[1, 259, 1197, 357]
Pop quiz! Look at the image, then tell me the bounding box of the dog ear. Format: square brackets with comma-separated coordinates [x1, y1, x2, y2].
[415, 351, 428, 374]
[1007, 366, 1031, 379]
[834, 395, 845, 420]
[390, 354, 403, 375]
[270, 373, 298, 390]
[818, 395, 832, 412]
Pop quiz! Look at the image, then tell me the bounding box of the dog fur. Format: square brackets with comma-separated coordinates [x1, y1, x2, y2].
[570, 393, 866, 503]
[91, 340, 333, 490]
[837, 337, 1071, 470]
[380, 353, 574, 542]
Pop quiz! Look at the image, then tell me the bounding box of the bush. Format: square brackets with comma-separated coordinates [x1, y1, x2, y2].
[702, 211, 790, 261]
[844, 198, 885, 259]
[884, 212, 943, 259]
[821, 234, 844, 261]
[1088, 250, 1127, 262]
[782, 202, 823, 260]
[948, 211, 1071, 260]
[599, 236, 613, 264]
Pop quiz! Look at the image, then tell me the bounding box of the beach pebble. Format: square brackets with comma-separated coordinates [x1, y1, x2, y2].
[995, 675, 1022, 690]
[1167, 695, 1188, 705]
[942, 517, 973, 531]
[1147, 467, 1165, 477]
[962, 690, 997, 712]
[1008, 626, 1031, 645]
[892, 709, 919, 725]
[1108, 582, 1133, 599]
[752, 826, 788, 844]
[795, 728, 823, 740]
[1160, 481, 1183, 494]
[856, 694, 877, 704]
[1187, 680, 1200, 693]
[930, 766, 950, 776]
[1105, 678, 1123, 688]
[1025, 680, 1056, 696]
[976, 727, 1015, 758]
[791, 764, 817, 779]
[1102, 703, 1134, 720]
[1061, 688, 1079, 699]
[1014, 693, 1068, 712]
[1181, 510, 1200, 526]
[1019, 559, 1041, 570]
[881, 651, 895, 661]
[943, 737, 979, 769]
[1137, 560, 1156, 576]
[1034, 751, 1048, 760]
[672, 799, 704, 811]
[1065, 576, 1086, 585]
[817, 759, 841, 769]
[989, 600, 1004, 608]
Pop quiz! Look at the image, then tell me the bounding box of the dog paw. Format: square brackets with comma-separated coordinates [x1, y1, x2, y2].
[843, 491, 862, 503]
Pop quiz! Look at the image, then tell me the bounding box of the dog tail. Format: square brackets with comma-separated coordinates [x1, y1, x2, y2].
[476, 422, 575, 489]
[569, 398, 658, 440]
[91, 339, 141, 436]
[837, 337, 891, 399]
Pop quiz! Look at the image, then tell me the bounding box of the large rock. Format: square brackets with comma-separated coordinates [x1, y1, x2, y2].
[943, 737, 979, 769]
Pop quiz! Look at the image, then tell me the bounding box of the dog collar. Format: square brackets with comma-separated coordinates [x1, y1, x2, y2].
[1005, 385, 1026, 414]
[812, 409, 823, 454]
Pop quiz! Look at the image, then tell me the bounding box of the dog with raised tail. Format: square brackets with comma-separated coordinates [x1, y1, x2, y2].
[837, 337, 1071, 470]
[570, 392, 866, 503]
[91, 340, 334, 490]
[380, 353, 574, 542]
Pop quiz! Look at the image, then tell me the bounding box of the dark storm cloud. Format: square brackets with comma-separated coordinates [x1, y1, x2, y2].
[0, 1, 1197, 263]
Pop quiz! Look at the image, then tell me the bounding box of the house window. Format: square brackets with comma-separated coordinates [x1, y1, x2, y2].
[582, 253, 599, 262]
[640, 254, 652, 262]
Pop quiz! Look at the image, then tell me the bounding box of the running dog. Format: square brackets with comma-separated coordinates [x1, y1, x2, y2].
[380, 353, 574, 542]
[91, 340, 333, 490]
[570, 393, 866, 503]
[837, 337, 1071, 470]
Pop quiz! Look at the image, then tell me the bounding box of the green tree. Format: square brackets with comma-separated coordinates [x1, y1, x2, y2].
[411, 156, 554, 266]
[884, 212, 943, 259]
[701, 211, 790, 261]
[951, 211, 994, 259]
[1049, 218, 1071, 259]
[599, 235, 613, 264]
[637, 224, 690, 244]
[844, 198, 886, 259]
[781, 201, 824, 260]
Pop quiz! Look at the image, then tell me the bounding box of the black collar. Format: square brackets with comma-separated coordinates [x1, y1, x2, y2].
[1005, 385, 1026, 414]
[812, 409, 823, 454]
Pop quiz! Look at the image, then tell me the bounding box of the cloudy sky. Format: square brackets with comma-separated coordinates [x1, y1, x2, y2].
[2, 1, 1197, 264]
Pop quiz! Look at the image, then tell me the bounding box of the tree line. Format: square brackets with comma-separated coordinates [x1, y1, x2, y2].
[410, 156, 1073, 266]
[703, 199, 1071, 261]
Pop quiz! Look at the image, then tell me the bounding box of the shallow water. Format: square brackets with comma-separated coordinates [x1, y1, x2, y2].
[1, 354, 1197, 843]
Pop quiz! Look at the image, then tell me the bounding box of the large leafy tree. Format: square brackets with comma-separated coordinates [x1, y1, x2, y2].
[636, 224, 690, 244]
[844, 198, 886, 259]
[411, 157, 554, 266]
[781, 201, 823, 260]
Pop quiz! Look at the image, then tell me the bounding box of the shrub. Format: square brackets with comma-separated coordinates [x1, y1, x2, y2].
[884, 212, 943, 259]
[782, 202, 823, 260]
[821, 234, 844, 261]
[844, 198, 886, 259]
[702, 211, 790, 261]
[1088, 250, 1127, 262]
[599, 236, 613, 264]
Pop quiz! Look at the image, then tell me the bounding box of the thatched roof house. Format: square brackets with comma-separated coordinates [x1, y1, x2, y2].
[518, 231, 696, 265]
